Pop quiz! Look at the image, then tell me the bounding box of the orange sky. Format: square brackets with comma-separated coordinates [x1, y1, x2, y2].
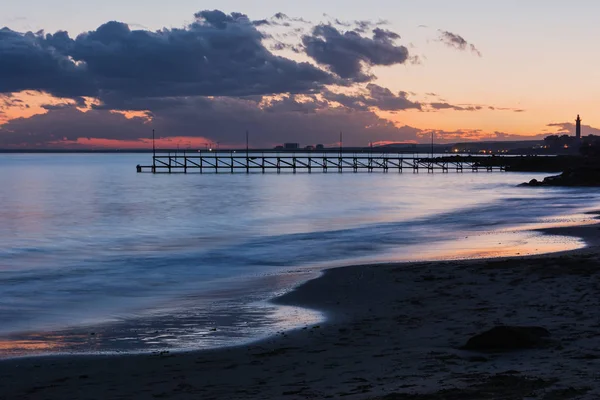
[2, 2, 598, 148]
[0, 90, 574, 149]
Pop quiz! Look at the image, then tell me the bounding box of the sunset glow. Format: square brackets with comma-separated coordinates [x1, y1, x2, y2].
[1, 1, 598, 148]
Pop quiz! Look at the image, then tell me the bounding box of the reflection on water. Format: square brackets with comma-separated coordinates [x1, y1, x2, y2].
[412, 231, 583, 261]
[0, 154, 599, 358]
[2, 304, 324, 359]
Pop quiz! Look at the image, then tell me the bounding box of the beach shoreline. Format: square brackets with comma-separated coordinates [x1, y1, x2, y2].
[2, 223, 600, 399]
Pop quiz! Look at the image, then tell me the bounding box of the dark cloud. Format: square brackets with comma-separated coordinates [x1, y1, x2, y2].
[0, 92, 542, 148]
[438, 30, 482, 57]
[40, 103, 76, 111]
[0, 94, 28, 110]
[253, 12, 310, 27]
[272, 13, 309, 24]
[408, 55, 422, 65]
[489, 106, 526, 113]
[0, 96, 423, 148]
[0, 28, 92, 97]
[354, 20, 373, 33]
[372, 28, 400, 42]
[0, 107, 152, 146]
[0, 10, 512, 149]
[325, 16, 389, 33]
[302, 24, 409, 81]
[429, 102, 525, 112]
[469, 44, 482, 57]
[365, 84, 421, 111]
[0, 11, 337, 103]
[430, 102, 482, 111]
[263, 95, 327, 114]
[270, 41, 302, 53]
[252, 19, 271, 27]
[0, 10, 415, 114]
[319, 91, 370, 111]
[322, 84, 421, 112]
[547, 122, 600, 136]
[333, 19, 352, 28]
[491, 131, 547, 140]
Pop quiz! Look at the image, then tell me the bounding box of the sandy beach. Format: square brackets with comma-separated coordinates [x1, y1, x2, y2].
[2, 223, 600, 399]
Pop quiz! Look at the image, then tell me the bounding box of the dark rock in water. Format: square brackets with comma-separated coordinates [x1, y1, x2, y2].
[521, 165, 600, 187]
[519, 178, 541, 187]
[462, 326, 550, 351]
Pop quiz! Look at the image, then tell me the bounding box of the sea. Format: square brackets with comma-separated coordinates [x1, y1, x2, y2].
[0, 153, 598, 358]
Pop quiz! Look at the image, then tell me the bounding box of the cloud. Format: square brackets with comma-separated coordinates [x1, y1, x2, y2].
[270, 41, 303, 53]
[430, 102, 482, 111]
[0, 95, 425, 148]
[323, 84, 421, 112]
[469, 44, 482, 58]
[438, 30, 482, 57]
[0, 11, 337, 103]
[0, 27, 92, 97]
[372, 28, 400, 42]
[0, 10, 530, 149]
[0, 92, 545, 149]
[0, 107, 152, 147]
[301, 24, 409, 81]
[547, 122, 600, 136]
[252, 12, 309, 27]
[429, 102, 525, 113]
[323, 16, 388, 33]
[0, 94, 28, 110]
[419, 129, 546, 143]
[488, 106, 525, 112]
[252, 19, 271, 27]
[272, 13, 309, 24]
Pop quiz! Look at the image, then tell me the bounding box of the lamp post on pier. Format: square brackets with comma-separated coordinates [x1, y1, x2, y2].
[431, 131, 434, 159]
[152, 129, 156, 172]
[246, 130, 249, 174]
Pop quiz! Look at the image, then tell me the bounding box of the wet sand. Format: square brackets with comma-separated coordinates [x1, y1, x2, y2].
[2, 224, 600, 399]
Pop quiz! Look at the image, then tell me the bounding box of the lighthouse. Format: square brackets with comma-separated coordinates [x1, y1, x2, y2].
[576, 115, 582, 141]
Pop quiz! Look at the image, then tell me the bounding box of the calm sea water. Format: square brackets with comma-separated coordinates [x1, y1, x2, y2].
[0, 153, 597, 357]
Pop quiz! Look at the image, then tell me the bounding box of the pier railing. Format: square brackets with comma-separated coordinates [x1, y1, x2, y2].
[136, 150, 509, 174]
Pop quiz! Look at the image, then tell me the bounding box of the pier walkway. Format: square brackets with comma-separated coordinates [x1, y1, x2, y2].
[136, 150, 508, 174]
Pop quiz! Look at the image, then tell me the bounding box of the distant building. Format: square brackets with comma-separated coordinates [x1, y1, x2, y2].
[305, 145, 315, 151]
[284, 143, 300, 150]
[274, 145, 284, 150]
[316, 144, 324, 150]
[576, 114, 582, 141]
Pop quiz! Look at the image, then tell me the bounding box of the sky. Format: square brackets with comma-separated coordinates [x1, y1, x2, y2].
[0, 0, 599, 149]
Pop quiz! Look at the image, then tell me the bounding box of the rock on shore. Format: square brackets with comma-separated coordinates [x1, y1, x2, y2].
[462, 326, 551, 351]
[522, 166, 600, 187]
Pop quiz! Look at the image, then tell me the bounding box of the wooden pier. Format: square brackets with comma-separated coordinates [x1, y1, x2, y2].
[136, 150, 509, 174]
